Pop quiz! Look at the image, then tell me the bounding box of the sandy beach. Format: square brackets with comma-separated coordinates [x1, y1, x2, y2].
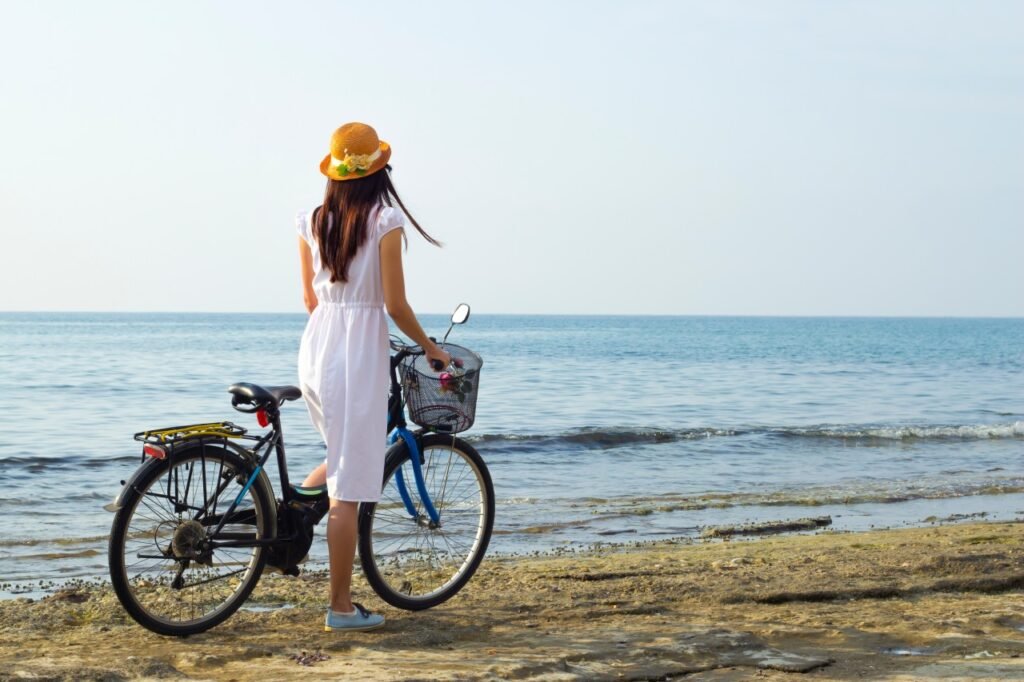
[1, 521, 1022, 680]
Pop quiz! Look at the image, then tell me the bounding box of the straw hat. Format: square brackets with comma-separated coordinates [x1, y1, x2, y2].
[319, 122, 392, 181]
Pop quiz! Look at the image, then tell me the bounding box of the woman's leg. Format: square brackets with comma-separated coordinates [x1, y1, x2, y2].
[326, 498, 359, 612]
[302, 462, 327, 487]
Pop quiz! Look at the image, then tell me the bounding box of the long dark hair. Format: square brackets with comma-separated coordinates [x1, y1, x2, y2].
[312, 165, 440, 283]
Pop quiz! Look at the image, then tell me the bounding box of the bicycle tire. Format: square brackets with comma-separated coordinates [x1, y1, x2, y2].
[109, 441, 276, 636]
[358, 433, 494, 610]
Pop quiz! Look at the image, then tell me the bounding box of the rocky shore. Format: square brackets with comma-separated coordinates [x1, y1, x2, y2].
[2, 521, 1023, 680]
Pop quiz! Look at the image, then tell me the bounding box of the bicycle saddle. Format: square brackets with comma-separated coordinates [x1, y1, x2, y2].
[228, 383, 302, 412]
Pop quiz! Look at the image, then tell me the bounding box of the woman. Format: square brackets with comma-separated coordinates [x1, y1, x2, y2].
[295, 122, 450, 632]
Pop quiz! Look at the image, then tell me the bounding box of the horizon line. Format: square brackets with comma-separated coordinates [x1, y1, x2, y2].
[2, 310, 1023, 321]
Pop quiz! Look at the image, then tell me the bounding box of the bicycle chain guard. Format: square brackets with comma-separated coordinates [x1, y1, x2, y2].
[265, 499, 325, 576]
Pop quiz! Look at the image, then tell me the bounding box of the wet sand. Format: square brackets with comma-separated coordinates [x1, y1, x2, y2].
[1, 521, 1023, 681]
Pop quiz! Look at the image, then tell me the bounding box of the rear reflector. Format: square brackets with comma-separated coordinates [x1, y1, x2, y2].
[143, 443, 167, 459]
[257, 409, 269, 427]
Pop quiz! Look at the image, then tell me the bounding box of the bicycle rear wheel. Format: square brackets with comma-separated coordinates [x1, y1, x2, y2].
[358, 433, 494, 610]
[108, 442, 276, 636]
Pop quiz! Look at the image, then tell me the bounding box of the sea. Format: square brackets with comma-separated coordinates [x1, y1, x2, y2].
[1, 313, 1023, 598]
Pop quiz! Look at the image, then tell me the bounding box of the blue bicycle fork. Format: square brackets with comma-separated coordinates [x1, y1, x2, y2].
[390, 427, 441, 525]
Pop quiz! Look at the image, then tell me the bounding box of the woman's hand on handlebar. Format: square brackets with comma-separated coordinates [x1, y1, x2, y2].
[425, 344, 451, 372]
[389, 335, 450, 370]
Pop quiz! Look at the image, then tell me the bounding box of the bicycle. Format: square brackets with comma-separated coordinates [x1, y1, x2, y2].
[106, 304, 494, 636]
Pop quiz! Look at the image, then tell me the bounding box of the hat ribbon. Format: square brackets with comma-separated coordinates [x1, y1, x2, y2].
[331, 148, 382, 176]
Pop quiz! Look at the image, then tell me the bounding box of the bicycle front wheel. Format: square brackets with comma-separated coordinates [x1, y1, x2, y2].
[108, 442, 276, 636]
[358, 433, 494, 610]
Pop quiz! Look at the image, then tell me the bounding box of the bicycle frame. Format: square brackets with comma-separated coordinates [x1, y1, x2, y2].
[204, 419, 290, 549]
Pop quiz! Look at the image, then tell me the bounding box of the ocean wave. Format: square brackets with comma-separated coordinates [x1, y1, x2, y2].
[468, 425, 741, 450]
[468, 421, 1024, 452]
[0, 534, 111, 548]
[774, 421, 1024, 441]
[0, 454, 139, 470]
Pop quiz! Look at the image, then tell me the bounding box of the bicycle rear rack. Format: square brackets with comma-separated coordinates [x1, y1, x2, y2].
[133, 422, 250, 463]
[134, 422, 248, 445]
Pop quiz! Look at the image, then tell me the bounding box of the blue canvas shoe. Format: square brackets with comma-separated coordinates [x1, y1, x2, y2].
[324, 603, 385, 632]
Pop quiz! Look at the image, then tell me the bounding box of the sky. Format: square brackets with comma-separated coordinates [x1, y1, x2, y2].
[1, 1, 1021, 316]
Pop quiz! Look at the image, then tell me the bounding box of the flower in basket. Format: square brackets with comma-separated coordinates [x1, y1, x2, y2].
[437, 367, 476, 403]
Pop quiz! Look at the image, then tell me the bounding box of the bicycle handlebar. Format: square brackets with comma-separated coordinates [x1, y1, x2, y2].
[389, 335, 452, 373]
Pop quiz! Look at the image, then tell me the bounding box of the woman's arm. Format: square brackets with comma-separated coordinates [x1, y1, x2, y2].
[298, 237, 318, 314]
[380, 229, 450, 368]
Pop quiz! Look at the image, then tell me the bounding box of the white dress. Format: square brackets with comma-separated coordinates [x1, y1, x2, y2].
[296, 204, 405, 502]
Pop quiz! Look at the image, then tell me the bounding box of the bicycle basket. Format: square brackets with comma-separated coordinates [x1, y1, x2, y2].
[400, 343, 482, 433]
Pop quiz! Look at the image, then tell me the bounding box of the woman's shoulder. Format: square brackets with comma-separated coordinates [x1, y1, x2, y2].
[375, 204, 405, 237]
[296, 206, 322, 242]
[295, 209, 308, 241]
[298, 205, 324, 223]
